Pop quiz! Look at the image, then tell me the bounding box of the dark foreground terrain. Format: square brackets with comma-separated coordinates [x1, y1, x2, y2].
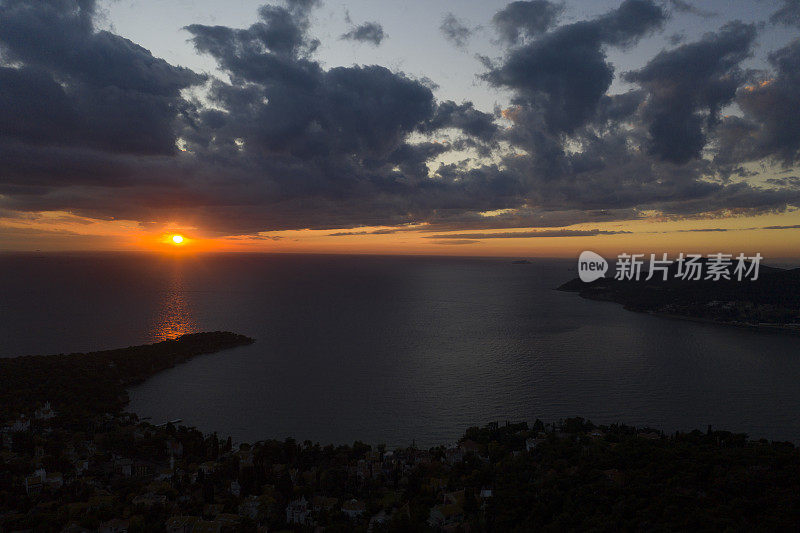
[2, 334, 800, 531]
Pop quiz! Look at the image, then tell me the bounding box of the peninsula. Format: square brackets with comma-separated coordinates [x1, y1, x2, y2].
[0, 332, 255, 420]
[558, 262, 800, 333]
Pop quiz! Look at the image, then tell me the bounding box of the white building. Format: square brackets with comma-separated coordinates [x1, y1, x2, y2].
[286, 496, 310, 525]
[35, 402, 56, 420]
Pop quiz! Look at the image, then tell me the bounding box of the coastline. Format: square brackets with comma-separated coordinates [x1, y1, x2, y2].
[557, 270, 800, 336]
[566, 290, 800, 336]
[4, 334, 800, 531]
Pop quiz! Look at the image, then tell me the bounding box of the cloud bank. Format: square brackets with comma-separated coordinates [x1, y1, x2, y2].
[0, 0, 798, 239]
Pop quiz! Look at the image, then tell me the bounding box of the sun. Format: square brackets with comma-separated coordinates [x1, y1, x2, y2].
[171, 234, 184, 244]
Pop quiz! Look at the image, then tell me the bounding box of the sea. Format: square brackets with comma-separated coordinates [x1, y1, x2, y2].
[1, 252, 799, 447]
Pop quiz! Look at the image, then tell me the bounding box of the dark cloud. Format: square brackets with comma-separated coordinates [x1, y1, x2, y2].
[763, 224, 800, 230]
[341, 21, 386, 46]
[0, 0, 797, 241]
[440, 13, 473, 48]
[0, 0, 204, 156]
[492, 1, 563, 44]
[430, 239, 480, 245]
[668, 32, 685, 45]
[327, 228, 408, 236]
[770, 0, 800, 27]
[729, 39, 800, 165]
[667, 0, 716, 19]
[427, 229, 632, 239]
[421, 101, 498, 142]
[483, 0, 665, 134]
[766, 177, 800, 188]
[625, 21, 756, 164]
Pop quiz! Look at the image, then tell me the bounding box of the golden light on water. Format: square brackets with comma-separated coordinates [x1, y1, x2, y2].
[151, 259, 196, 341]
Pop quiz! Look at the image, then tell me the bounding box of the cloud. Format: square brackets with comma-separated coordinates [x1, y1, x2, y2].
[427, 229, 632, 239]
[766, 177, 800, 188]
[770, 0, 800, 27]
[625, 21, 756, 164]
[440, 13, 473, 48]
[762, 224, 800, 230]
[341, 21, 386, 46]
[667, 0, 716, 19]
[0, 0, 797, 243]
[492, 0, 563, 44]
[421, 101, 498, 142]
[0, 0, 204, 156]
[327, 228, 407, 236]
[711, 38, 800, 172]
[483, 0, 666, 134]
[430, 239, 480, 245]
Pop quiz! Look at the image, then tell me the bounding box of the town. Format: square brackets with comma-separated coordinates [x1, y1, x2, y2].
[2, 333, 800, 531]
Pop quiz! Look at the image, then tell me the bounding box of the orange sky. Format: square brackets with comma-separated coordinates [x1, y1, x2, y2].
[1, 208, 799, 261]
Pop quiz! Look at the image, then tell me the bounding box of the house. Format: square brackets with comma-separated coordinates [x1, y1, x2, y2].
[165, 516, 199, 533]
[357, 459, 370, 479]
[638, 430, 661, 440]
[236, 448, 254, 468]
[427, 477, 447, 491]
[98, 518, 130, 533]
[525, 437, 546, 451]
[113, 457, 133, 477]
[199, 461, 218, 475]
[444, 447, 463, 464]
[9, 416, 30, 433]
[25, 474, 43, 496]
[342, 498, 366, 519]
[62, 523, 94, 533]
[442, 489, 465, 508]
[368, 510, 388, 531]
[192, 520, 223, 533]
[34, 401, 57, 420]
[166, 440, 184, 457]
[132, 492, 167, 508]
[603, 468, 625, 485]
[45, 472, 63, 489]
[74, 458, 89, 475]
[459, 439, 482, 455]
[312, 495, 338, 513]
[286, 496, 311, 525]
[134, 459, 158, 478]
[428, 504, 464, 528]
[204, 504, 224, 519]
[1, 428, 12, 448]
[216, 514, 240, 527]
[238, 495, 261, 520]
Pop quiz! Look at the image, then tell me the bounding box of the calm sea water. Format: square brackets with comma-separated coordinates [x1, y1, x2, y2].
[1, 252, 799, 447]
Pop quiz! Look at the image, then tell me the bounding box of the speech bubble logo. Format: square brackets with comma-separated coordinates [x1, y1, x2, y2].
[578, 251, 608, 282]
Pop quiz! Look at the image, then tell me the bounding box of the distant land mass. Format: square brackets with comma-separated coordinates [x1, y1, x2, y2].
[558, 260, 800, 333]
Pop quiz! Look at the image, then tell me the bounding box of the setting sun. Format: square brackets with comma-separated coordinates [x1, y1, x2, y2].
[171, 234, 184, 244]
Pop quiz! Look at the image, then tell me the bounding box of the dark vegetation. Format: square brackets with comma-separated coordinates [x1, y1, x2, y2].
[0, 332, 254, 419]
[3, 334, 800, 531]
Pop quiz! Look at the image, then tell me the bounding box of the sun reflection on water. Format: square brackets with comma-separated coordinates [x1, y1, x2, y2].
[151, 261, 196, 341]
